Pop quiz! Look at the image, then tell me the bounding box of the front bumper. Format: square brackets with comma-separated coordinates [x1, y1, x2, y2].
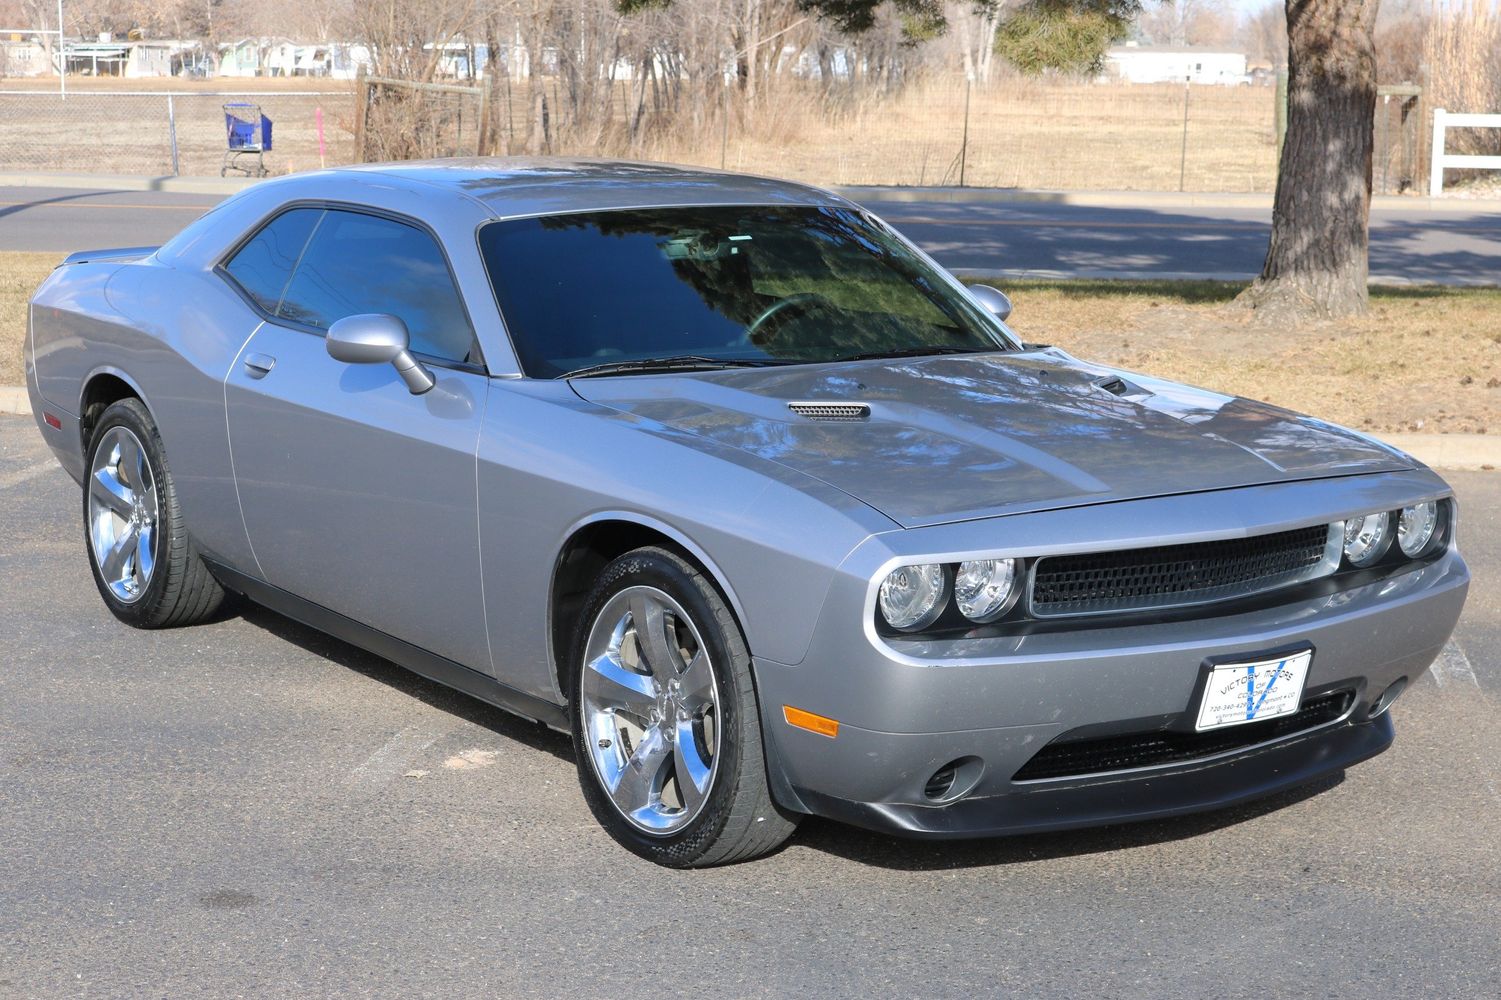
[751, 475, 1469, 839]
[793, 713, 1393, 838]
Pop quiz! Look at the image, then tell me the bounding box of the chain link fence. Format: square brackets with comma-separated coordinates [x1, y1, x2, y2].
[0, 80, 1425, 194]
[0, 89, 352, 176]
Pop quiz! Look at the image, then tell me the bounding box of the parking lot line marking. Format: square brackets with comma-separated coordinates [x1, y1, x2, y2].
[1431, 638, 1480, 689]
[0, 458, 57, 490]
[344, 725, 449, 794]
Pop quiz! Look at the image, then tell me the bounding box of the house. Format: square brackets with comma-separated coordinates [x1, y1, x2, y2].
[58, 36, 203, 77]
[217, 38, 260, 77]
[0, 33, 54, 76]
[217, 38, 370, 78]
[1104, 44, 1250, 85]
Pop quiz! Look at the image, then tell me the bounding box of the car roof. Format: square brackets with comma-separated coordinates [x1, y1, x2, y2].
[330, 157, 851, 220]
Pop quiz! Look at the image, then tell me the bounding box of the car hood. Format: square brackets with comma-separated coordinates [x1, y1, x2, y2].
[570, 350, 1412, 528]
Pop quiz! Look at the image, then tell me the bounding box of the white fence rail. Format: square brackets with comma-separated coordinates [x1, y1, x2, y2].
[1429, 108, 1501, 196]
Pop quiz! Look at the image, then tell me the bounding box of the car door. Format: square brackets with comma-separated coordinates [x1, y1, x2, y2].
[221, 205, 492, 671]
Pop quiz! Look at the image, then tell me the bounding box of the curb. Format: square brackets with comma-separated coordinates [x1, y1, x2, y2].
[0, 386, 28, 415]
[0, 385, 1493, 471]
[951, 267, 1501, 289]
[5, 171, 1501, 213]
[1378, 434, 1498, 472]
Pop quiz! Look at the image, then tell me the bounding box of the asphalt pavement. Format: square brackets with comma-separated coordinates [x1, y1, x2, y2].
[2, 413, 1498, 998]
[3, 185, 1499, 285]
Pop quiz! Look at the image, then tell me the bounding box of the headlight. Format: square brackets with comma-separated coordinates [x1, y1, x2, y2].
[1397, 501, 1440, 557]
[1343, 512, 1393, 567]
[954, 558, 1017, 622]
[878, 563, 948, 631]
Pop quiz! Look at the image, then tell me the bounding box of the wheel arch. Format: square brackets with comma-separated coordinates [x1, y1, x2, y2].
[78, 367, 151, 453]
[547, 513, 752, 702]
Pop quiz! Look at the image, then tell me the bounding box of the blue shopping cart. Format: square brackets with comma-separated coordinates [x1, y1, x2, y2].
[221, 102, 273, 178]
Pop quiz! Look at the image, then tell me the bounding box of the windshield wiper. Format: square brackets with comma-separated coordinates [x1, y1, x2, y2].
[830, 345, 994, 364]
[559, 355, 793, 379]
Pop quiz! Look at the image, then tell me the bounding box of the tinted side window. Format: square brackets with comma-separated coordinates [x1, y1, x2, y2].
[222, 207, 322, 313]
[276, 210, 475, 364]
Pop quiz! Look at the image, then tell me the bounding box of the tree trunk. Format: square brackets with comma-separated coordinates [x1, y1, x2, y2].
[1237, 0, 1380, 321]
[816, 43, 835, 89]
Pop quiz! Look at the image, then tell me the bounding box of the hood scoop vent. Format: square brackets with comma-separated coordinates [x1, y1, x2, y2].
[1091, 374, 1149, 398]
[788, 400, 871, 421]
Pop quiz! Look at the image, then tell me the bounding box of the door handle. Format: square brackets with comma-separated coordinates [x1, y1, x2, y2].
[243, 353, 276, 378]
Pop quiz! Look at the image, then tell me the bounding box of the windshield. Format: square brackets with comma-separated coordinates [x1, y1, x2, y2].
[476, 205, 1015, 378]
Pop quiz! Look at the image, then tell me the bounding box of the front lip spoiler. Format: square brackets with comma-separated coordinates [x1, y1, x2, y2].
[789, 714, 1393, 840]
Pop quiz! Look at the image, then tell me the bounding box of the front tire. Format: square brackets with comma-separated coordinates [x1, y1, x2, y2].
[83, 398, 225, 628]
[571, 546, 798, 867]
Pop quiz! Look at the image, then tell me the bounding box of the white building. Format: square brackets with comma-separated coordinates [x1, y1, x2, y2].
[1104, 44, 1249, 85]
[217, 39, 370, 79]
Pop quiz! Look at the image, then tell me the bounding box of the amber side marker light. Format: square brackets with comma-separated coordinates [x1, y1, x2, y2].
[783, 705, 839, 739]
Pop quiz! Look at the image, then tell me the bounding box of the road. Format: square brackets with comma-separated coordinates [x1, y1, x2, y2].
[1, 413, 1498, 998]
[3, 185, 1500, 284]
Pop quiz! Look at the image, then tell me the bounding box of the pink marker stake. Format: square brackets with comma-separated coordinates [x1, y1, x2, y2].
[316, 106, 327, 168]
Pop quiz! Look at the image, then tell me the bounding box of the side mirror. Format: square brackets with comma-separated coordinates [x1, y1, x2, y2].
[968, 284, 1013, 323]
[326, 313, 435, 395]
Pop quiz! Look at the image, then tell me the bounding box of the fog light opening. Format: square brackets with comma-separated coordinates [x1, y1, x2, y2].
[923, 756, 984, 803]
[1371, 677, 1409, 718]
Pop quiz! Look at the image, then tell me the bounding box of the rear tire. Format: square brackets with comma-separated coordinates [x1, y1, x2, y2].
[570, 546, 798, 867]
[83, 398, 225, 629]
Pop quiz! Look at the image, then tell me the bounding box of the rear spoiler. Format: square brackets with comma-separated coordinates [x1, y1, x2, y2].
[60, 246, 160, 266]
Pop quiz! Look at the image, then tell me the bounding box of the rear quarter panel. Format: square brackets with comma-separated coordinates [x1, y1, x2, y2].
[28, 253, 262, 572]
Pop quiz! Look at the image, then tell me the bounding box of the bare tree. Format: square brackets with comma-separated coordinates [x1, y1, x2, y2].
[951, 0, 999, 82]
[1239, 1, 1288, 66]
[1137, 0, 1230, 47]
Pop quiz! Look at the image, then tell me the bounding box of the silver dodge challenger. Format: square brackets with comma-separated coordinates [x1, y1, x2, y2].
[25, 160, 1469, 867]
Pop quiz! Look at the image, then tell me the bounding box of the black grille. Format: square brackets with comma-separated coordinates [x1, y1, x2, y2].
[1029, 524, 1333, 617]
[1012, 691, 1354, 782]
[924, 766, 957, 800]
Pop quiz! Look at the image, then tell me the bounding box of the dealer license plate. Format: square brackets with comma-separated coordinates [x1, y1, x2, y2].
[1195, 649, 1312, 732]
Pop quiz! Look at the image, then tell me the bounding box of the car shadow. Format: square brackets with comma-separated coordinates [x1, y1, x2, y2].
[787, 773, 1344, 871]
[233, 599, 574, 764]
[225, 596, 1346, 869]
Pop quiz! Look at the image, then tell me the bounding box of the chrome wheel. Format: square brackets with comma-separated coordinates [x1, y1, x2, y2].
[87, 426, 158, 604]
[579, 586, 721, 835]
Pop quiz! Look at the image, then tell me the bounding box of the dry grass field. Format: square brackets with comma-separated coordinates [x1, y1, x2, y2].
[0, 78, 355, 176]
[0, 76, 1277, 192]
[1, 252, 56, 385]
[986, 279, 1501, 436]
[652, 81, 1280, 193]
[0, 93, 354, 176]
[4, 250, 1497, 437]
